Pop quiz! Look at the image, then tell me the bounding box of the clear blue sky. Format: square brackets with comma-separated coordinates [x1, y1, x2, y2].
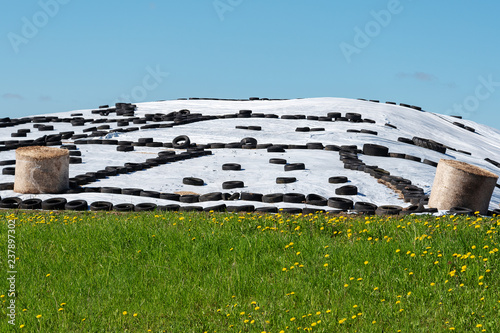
[1, 1, 500, 128]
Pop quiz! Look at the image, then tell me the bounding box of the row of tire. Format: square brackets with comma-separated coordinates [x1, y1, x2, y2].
[357, 99, 423, 111]
[67, 149, 212, 189]
[336, 144, 428, 205]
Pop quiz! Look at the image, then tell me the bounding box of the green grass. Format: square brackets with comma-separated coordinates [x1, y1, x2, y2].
[0, 210, 499, 332]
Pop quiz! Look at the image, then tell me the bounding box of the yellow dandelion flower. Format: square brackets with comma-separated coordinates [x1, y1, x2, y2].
[364, 261, 369, 265]
[255, 306, 260, 310]
[290, 317, 296, 321]
[324, 263, 328, 267]
[326, 309, 331, 313]
[46, 274, 50, 277]
[372, 321, 376, 324]
[60, 303, 66, 306]
[20, 324, 25, 328]
[430, 283, 436, 286]
[58, 308, 63, 311]
[36, 315, 42, 319]
[344, 284, 349, 287]
[122, 311, 128, 315]
[133, 313, 138, 317]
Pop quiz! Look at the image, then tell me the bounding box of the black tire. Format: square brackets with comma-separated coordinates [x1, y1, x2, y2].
[423, 159, 438, 167]
[183, 177, 204, 186]
[2, 167, 15, 175]
[346, 113, 362, 121]
[158, 204, 180, 211]
[121, 188, 142, 196]
[267, 146, 285, 153]
[222, 181, 244, 189]
[172, 135, 191, 149]
[69, 157, 82, 164]
[405, 155, 421, 162]
[329, 176, 348, 184]
[90, 201, 113, 211]
[42, 198, 67, 210]
[114, 203, 135, 212]
[306, 142, 324, 150]
[389, 153, 406, 159]
[0, 197, 21, 209]
[269, 158, 287, 165]
[363, 144, 389, 157]
[117, 145, 134, 152]
[180, 195, 200, 203]
[262, 193, 283, 203]
[227, 205, 255, 212]
[327, 197, 353, 210]
[160, 193, 180, 201]
[140, 191, 161, 198]
[335, 185, 358, 195]
[240, 192, 263, 202]
[222, 163, 241, 171]
[325, 145, 340, 151]
[305, 194, 327, 206]
[354, 202, 377, 212]
[101, 187, 121, 194]
[199, 192, 223, 202]
[375, 205, 403, 215]
[360, 129, 378, 135]
[20, 198, 42, 210]
[397, 137, 414, 145]
[256, 206, 278, 213]
[0, 183, 14, 191]
[135, 203, 157, 212]
[296, 127, 310, 132]
[241, 137, 257, 146]
[283, 193, 306, 203]
[284, 163, 305, 171]
[276, 177, 297, 184]
[65, 200, 88, 211]
[280, 207, 303, 214]
[203, 204, 227, 212]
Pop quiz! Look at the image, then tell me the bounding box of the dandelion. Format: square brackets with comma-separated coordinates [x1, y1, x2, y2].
[46, 274, 50, 277]
[255, 307, 260, 310]
[374, 287, 379, 291]
[476, 324, 483, 328]
[290, 317, 296, 321]
[123, 311, 128, 315]
[36, 315, 42, 319]
[316, 311, 321, 315]
[324, 254, 330, 258]
[372, 321, 376, 324]
[344, 284, 349, 287]
[296, 251, 301, 255]
[133, 313, 138, 317]
[364, 261, 369, 265]
[58, 308, 64, 311]
[324, 263, 328, 267]
[20, 324, 25, 328]
[430, 283, 436, 286]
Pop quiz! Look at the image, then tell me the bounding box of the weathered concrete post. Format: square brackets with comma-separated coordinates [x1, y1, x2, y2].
[14, 146, 69, 194]
[429, 159, 498, 215]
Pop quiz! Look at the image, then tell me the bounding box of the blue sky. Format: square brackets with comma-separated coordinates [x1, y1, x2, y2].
[2, 1, 500, 129]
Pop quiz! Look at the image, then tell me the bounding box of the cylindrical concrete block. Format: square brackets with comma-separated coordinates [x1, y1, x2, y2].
[14, 146, 69, 194]
[429, 159, 498, 214]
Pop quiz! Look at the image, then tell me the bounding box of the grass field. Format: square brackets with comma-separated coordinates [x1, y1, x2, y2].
[0, 210, 498, 332]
